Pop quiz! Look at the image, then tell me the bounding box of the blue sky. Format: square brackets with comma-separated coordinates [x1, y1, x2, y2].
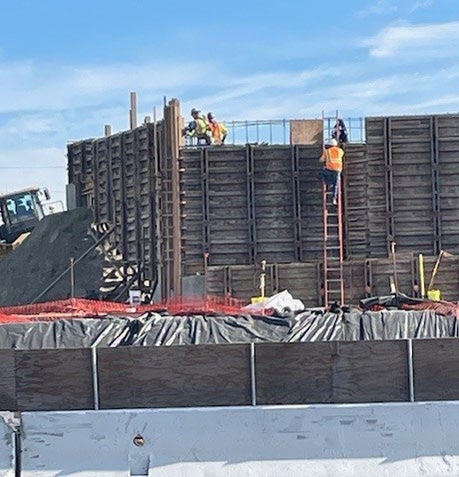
[0, 0, 458, 204]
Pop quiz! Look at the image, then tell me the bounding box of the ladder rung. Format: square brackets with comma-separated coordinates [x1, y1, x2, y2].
[327, 279, 343, 283]
[326, 268, 342, 272]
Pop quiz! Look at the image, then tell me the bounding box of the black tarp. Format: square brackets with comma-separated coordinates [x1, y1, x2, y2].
[0, 309, 458, 349]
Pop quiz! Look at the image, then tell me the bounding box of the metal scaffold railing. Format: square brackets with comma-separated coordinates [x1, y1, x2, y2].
[183, 117, 365, 147]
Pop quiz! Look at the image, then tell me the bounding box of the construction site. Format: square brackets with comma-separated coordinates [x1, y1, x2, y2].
[1, 94, 459, 475]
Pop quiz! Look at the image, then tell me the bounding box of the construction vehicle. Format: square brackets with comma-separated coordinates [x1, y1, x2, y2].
[0, 186, 57, 259]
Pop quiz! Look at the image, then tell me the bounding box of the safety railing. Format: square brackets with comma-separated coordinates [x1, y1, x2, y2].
[183, 117, 365, 147]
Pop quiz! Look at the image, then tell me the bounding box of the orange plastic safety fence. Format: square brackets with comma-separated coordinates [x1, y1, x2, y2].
[0, 295, 249, 322]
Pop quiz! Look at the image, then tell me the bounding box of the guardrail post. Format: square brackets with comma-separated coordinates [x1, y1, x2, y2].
[91, 347, 100, 410]
[250, 342, 257, 406]
[407, 339, 415, 402]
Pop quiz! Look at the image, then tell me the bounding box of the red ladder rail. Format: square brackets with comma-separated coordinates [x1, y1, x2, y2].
[322, 179, 345, 307]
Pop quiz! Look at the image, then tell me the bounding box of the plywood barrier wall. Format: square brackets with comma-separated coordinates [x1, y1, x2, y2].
[1, 340, 459, 411]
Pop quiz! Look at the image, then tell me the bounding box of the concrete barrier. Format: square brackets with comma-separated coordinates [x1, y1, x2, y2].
[0, 413, 14, 477]
[20, 402, 459, 476]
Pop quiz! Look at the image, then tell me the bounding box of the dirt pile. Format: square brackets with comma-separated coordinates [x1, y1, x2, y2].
[0, 208, 107, 306]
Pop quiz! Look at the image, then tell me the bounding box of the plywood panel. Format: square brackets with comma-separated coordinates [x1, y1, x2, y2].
[98, 345, 251, 409]
[290, 119, 323, 145]
[0, 350, 16, 410]
[256, 341, 409, 405]
[413, 339, 459, 401]
[15, 349, 93, 411]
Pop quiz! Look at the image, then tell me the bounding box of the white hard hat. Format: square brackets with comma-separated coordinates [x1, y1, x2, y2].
[326, 138, 338, 146]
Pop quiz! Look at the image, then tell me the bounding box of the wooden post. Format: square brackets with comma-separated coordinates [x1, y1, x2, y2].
[104, 125, 112, 137]
[130, 92, 138, 129]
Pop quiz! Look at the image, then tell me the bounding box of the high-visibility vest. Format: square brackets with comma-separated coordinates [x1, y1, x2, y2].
[195, 116, 210, 135]
[323, 146, 344, 172]
[209, 122, 227, 143]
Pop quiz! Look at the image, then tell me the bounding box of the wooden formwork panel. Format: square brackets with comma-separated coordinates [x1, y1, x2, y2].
[298, 145, 323, 259]
[437, 115, 459, 252]
[181, 145, 327, 273]
[253, 147, 297, 263]
[344, 144, 369, 257]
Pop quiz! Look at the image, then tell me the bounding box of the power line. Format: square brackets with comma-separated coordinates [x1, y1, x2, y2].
[0, 166, 65, 169]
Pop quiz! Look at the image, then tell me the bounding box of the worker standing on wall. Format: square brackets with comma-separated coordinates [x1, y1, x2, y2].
[332, 119, 348, 147]
[207, 112, 228, 145]
[184, 108, 212, 145]
[320, 138, 344, 205]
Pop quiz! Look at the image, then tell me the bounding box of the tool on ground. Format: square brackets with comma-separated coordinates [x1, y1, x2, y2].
[418, 254, 426, 298]
[390, 241, 398, 294]
[322, 110, 345, 307]
[251, 260, 268, 305]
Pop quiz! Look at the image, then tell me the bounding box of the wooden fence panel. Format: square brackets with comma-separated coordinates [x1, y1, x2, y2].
[0, 350, 16, 410]
[98, 344, 251, 409]
[15, 349, 93, 411]
[413, 339, 459, 401]
[255, 341, 409, 405]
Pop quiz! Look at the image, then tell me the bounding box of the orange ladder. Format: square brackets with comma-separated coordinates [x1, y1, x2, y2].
[322, 181, 344, 307]
[322, 111, 345, 307]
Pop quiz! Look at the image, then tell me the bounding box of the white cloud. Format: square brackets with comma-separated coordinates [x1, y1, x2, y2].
[357, 0, 398, 17]
[0, 147, 67, 205]
[411, 0, 435, 11]
[0, 60, 216, 114]
[363, 21, 459, 57]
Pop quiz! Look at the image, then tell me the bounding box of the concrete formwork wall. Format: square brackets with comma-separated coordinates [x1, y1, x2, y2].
[363, 114, 459, 257]
[181, 144, 366, 275]
[67, 110, 459, 301]
[207, 254, 459, 305]
[18, 403, 459, 476]
[68, 125, 159, 289]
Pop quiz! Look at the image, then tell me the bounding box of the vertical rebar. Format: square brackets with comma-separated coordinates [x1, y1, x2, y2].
[70, 257, 75, 298]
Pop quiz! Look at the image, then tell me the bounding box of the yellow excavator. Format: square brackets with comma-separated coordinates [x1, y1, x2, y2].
[0, 186, 61, 259]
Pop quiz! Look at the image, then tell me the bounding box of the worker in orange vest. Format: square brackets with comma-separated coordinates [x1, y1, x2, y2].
[320, 138, 344, 205]
[207, 112, 228, 145]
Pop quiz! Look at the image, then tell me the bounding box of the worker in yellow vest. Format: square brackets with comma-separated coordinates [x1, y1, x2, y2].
[184, 108, 212, 145]
[320, 138, 344, 205]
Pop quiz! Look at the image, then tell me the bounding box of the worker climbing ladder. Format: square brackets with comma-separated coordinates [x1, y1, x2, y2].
[322, 111, 345, 307]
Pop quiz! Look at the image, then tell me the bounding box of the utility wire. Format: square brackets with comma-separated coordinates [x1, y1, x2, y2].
[0, 166, 65, 169]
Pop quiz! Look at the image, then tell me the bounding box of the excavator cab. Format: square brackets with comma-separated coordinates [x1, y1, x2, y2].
[0, 187, 49, 244]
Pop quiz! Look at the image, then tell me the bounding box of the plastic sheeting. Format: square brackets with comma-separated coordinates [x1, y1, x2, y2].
[0, 309, 458, 349]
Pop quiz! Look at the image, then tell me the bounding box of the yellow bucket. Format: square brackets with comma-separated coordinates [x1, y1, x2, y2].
[427, 289, 441, 301]
[251, 296, 267, 305]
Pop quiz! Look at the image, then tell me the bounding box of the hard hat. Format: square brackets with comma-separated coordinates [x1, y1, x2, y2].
[191, 108, 200, 115]
[326, 138, 338, 146]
